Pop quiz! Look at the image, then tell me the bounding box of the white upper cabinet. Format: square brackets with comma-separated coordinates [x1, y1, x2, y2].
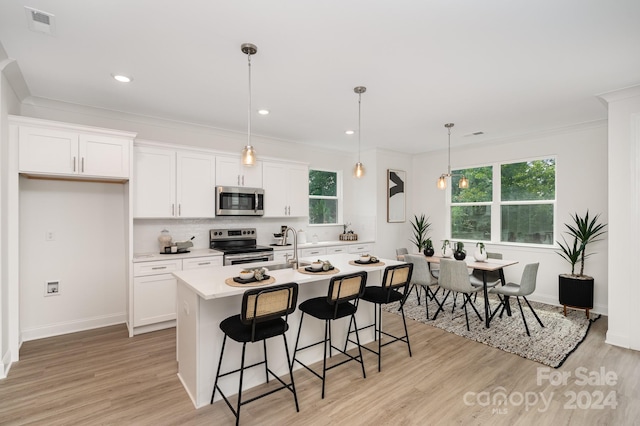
[215, 156, 262, 188]
[262, 161, 309, 217]
[133, 146, 216, 218]
[16, 119, 132, 179]
[176, 152, 216, 218]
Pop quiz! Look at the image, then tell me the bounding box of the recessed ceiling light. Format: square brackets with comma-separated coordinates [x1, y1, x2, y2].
[345, 130, 355, 135]
[257, 109, 270, 115]
[112, 74, 132, 83]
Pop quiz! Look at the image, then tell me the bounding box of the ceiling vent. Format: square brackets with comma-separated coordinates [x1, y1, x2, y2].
[25, 6, 56, 35]
[465, 131, 485, 137]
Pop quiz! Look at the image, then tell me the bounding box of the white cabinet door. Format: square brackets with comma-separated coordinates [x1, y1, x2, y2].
[216, 156, 263, 187]
[273, 250, 294, 263]
[263, 162, 308, 217]
[287, 164, 309, 217]
[263, 162, 289, 217]
[133, 274, 177, 326]
[177, 152, 216, 218]
[327, 245, 349, 254]
[133, 146, 176, 218]
[79, 134, 130, 178]
[18, 126, 78, 175]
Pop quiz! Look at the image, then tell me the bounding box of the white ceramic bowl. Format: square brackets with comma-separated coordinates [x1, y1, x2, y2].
[359, 255, 371, 263]
[239, 270, 255, 280]
[310, 262, 323, 271]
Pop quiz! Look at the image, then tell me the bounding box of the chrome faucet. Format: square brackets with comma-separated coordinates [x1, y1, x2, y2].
[284, 227, 298, 269]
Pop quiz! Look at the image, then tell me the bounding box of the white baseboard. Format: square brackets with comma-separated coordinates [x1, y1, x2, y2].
[132, 320, 176, 335]
[1, 348, 12, 379]
[529, 294, 608, 316]
[605, 331, 630, 349]
[20, 313, 127, 342]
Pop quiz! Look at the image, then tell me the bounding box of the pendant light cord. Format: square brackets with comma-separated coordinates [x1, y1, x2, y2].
[247, 52, 252, 147]
[358, 92, 362, 163]
[447, 124, 451, 176]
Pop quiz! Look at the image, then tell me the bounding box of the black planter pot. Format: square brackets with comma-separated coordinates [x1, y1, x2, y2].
[424, 248, 435, 257]
[453, 251, 466, 260]
[558, 274, 594, 318]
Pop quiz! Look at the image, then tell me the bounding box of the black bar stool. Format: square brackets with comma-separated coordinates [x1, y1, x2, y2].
[211, 282, 299, 426]
[349, 263, 413, 372]
[292, 271, 367, 398]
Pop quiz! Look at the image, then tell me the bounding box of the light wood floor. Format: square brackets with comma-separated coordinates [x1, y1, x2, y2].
[1, 312, 638, 425]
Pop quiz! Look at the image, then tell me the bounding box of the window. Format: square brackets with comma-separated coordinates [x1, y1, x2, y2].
[449, 158, 556, 245]
[309, 169, 341, 225]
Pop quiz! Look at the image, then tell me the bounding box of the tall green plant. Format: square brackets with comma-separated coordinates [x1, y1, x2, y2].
[410, 214, 431, 251]
[556, 210, 607, 277]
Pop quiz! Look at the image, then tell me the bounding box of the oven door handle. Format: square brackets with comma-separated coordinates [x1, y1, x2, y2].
[254, 191, 258, 213]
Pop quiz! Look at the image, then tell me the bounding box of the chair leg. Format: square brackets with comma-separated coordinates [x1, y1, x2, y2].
[465, 293, 483, 321]
[263, 340, 269, 383]
[462, 297, 470, 331]
[351, 314, 366, 379]
[400, 302, 412, 357]
[211, 334, 228, 404]
[377, 303, 382, 372]
[235, 343, 247, 426]
[516, 297, 531, 336]
[424, 286, 430, 320]
[292, 313, 305, 369]
[523, 296, 545, 328]
[282, 334, 299, 412]
[432, 290, 451, 320]
[321, 320, 329, 399]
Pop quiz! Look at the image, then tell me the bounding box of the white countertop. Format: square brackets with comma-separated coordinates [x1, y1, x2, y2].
[172, 253, 400, 300]
[132, 248, 221, 263]
[133, 240, 375, 262]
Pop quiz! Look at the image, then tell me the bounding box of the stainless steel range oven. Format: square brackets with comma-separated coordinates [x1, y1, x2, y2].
[210, 228, 274, 266]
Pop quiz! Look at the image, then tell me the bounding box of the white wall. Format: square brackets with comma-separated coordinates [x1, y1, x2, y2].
[412, 122, 609, 314]
[600, 85, 640, 350]
[19, 178, 127, 340]
[1, 59, 21, 377]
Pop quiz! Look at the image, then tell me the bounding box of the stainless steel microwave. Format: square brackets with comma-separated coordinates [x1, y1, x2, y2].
[215, 186, 264, 216]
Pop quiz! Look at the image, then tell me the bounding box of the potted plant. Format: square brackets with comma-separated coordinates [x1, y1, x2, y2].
[410, 214, 431, 252]
[453, 241, 466, 260]
[441, 239, 452, 258]
[474, 242, 487, 262]
[423, 238, 435, 257]
[556, 210, 607, 317]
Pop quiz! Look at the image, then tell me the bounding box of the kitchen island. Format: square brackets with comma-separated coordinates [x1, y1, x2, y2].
[173, 253, 402, 409]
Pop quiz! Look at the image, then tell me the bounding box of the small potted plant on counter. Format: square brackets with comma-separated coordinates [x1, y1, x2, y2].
[556, 210, 607, 317]
[453, 241, 466, 260]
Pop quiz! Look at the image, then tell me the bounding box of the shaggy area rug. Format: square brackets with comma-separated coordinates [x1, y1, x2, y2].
[383, 292, 600, 368]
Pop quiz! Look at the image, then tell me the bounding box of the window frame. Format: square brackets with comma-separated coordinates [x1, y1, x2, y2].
[447, 155, 557, 246]
[308, 168, 343, 226]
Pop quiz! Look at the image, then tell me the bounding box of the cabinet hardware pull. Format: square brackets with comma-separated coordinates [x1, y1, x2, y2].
[237, 175, 240, 185]
[151, 266, 167, 270]
[198, 262, 210, 265]
[242, 175, 245, 186]
[179, 204, 181, 216]
[172, 204, 175, 216]
[81, 157, 84, 172]
[73, 156, 76, 172]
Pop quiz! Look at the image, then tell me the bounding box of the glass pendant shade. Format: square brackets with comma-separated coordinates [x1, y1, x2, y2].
[459, 175, 469, 189]
[354, 161, 365, 178]
[241, 145, 256, 166]
[437, 175, 447, 190]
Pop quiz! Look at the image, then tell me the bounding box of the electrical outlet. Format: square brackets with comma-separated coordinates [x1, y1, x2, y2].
[45, 231, 55, 241]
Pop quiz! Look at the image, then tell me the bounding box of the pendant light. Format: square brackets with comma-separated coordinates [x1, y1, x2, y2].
[436, 123, 469, 190]
[240, 43, 257, 166]
[353, 86, 366, 178]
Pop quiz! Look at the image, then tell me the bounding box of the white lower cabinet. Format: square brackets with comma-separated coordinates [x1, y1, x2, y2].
[133, 274, 177, 327]
[327, 246, 349, 254]
[132, 255, 222, 332]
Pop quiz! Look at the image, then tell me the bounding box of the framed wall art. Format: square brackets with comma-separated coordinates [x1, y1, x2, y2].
[387, 169, 406, 223]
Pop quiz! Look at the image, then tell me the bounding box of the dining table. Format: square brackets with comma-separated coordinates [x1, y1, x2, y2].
[422, 255, 518, 328]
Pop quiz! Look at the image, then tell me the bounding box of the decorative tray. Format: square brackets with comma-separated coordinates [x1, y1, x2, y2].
[355, 259, 378, 264]
[304, 266, 335, 273]
[233, 274, 271, 284]
[159, 250, 190, 255]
